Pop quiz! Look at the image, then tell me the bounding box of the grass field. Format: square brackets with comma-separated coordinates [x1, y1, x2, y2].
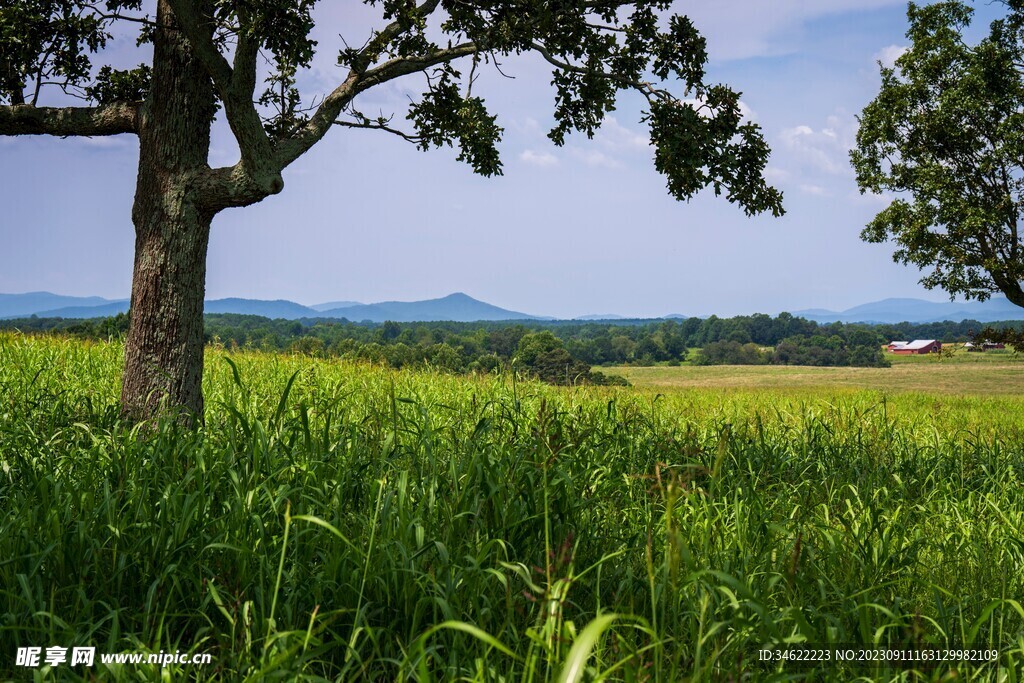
[611, 348, 1024, 396]
[2, 333, 1023, 681]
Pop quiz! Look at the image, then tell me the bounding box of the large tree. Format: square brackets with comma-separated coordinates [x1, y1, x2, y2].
[852, 0, 1024, 309]
[1, 0, 783, 422]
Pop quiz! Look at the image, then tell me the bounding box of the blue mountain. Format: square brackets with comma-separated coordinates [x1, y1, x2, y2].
[28, 298, 320, 320]
[204, 298, 319, 318]
[10, 290, 1020, 325]
[319, 292, 544, 322]
[309, 300, 362, 312]
[0, 292, 123, 319]
[793, 297, 1024, 324]
[32, 301, 130, 318]
[1, 291, 543, 322]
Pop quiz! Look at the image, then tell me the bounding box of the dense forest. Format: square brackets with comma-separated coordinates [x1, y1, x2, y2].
[6, 312, 1021, 383]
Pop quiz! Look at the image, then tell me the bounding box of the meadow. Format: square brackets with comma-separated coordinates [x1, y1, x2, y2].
[2, 332, 1023, 681]
[613, 347, 1024, 396]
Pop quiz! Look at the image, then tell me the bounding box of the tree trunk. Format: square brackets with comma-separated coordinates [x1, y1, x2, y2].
[120, 0, 217, 423]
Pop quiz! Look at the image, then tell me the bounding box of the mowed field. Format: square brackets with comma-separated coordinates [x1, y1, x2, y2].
[2, 333, 1023, 681]
[611, 348, 1024, 396]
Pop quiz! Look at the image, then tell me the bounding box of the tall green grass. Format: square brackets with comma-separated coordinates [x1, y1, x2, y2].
[1, 332, 1022, 681]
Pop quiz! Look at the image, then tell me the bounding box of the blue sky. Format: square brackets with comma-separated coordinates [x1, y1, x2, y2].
[0, 1, 1007, 318]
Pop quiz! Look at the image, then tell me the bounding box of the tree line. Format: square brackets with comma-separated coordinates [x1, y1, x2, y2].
[7, 312, 1023, 379]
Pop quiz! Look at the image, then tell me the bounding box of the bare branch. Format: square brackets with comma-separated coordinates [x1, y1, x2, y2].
[333, 119, 425, 144]
[584, 22, 627, 33]
[93, 12, 168, 29]
[0, 103, 138, 136]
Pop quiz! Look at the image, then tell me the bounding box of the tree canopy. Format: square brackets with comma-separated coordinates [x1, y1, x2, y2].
[852, 0, 1024, 308]
[1, 0, 786, 214]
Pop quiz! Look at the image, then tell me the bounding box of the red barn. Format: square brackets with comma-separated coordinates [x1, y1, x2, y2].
[892, 339, 941, 355]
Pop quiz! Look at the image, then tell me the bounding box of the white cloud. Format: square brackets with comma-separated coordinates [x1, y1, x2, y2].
[520, 149, 559, 167]
[64, 137, 136, 152]
[546, 117, 651, 170]
[763, 166, 791, 184]
[595, 117, 651, 152]
[849, 189, 897, 206]
[509, 117, 544, 135]
[765, 111, 874, 202]
[739, 101, 759, 123]
[778, 113, 857, 176]
[874, 44, 908, 68]
[799, 183, 829, 196]
[685, 0, 907, 61]
[571, 148, 619, 169]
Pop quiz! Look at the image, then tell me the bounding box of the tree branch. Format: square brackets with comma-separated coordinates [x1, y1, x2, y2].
[276, 42, 479, 169]
[203, 0, 469, 207]
[351, 0, 442, 72]
[164, 0, 280, 195]
[162, 0, 234, 92]
[231, 7, 260, 102]
[333, 119, 425, 144]
[528, 41, 671, 104]
[0, 103, 138, 136]
[93, 11, 169, 29]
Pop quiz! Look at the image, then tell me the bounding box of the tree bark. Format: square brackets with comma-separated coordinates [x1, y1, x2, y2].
[0, 103, 138, 136]
[120, 0, 217, 423]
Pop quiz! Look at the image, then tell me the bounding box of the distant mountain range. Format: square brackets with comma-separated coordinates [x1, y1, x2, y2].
[317, 293, 544, 322]
[0, 291, 544, 323]
[791, 297, 1024, 324]
[0, 292, 127, 319]
[309, 301, 361, 312]
[205, 298, 320, 319]
[2, 291, 1023, 324]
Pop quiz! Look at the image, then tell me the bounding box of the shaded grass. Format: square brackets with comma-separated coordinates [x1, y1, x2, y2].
[1, 333, 1023, 681]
